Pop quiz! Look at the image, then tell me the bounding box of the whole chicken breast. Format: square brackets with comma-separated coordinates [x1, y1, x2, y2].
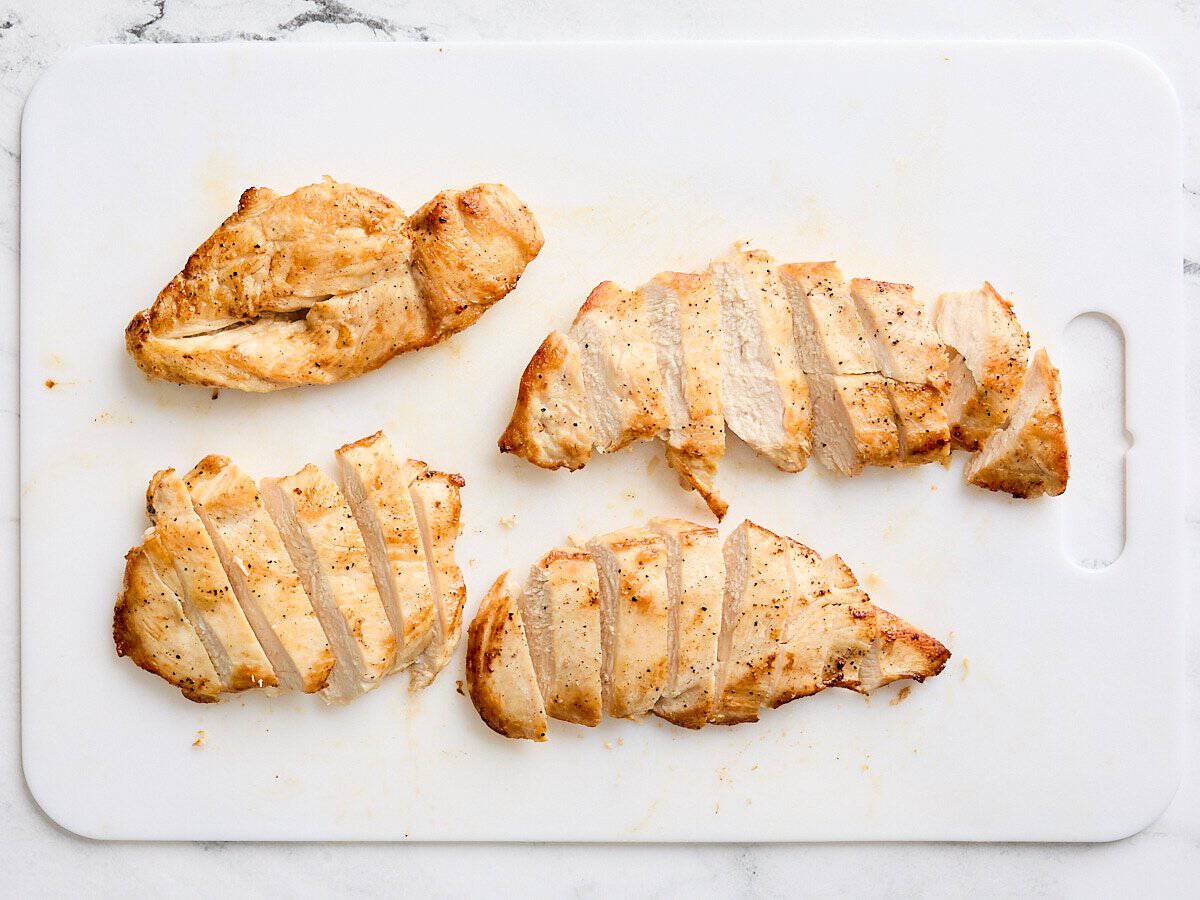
[126, 180, 542, 391]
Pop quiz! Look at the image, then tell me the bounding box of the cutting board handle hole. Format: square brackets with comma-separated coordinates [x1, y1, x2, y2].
[1060, 312, 1128, 570]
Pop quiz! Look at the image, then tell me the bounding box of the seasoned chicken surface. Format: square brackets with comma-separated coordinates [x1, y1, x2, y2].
[965, 348, 1069, 498]
[588, 526, 672, 719]
[113, 433, 466, 703]
[186, 456, 334, 693]
[465, 518, 950, 741]
[336, 433, 437, 669]
[934, 282, 1030, 450]
[126, 180, 542, 391]
[649, 518, 723, 728]
[146, 469, 276, 692]
[519, 547, 603, 726]
[466, 572, 548, 741]
[501, 247, 1066, 507]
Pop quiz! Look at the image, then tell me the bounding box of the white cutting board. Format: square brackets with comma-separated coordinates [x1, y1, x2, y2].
[20, 41, 1183, 841]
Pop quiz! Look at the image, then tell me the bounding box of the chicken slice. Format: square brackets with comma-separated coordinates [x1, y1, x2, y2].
[587, 525, 672, 719]
[146, 469, 276, 692]
[641, 271, 728, 518]
[711, 248, 811, 473]
[649, 518, 723, 728]
[770, 537, 835, 706]
[185, 456, 334, 693]
[498, 331, 596, 470]
[114, 543, 223, 703]
[780, 261, 901, 473]
[569, 281, 670, 453]
[965, 348, 1070, 498]
[818, 555, 951, 691]
[519, 546, 603, 726]
[406, 463, 468, 689]
[335, 433, 438, 670]
[711, 520, 793, 725]
[933, 282, 1031, 450]
[126, 181, 542, 391]
[465, 571, 548, 741]
[262, 465, 396, 702]
[849, 278, 950, 464]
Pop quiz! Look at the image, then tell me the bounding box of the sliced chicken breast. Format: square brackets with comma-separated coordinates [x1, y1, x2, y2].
[262, 464, 397, 702]
[780, 261, 901, 473]
[569, 281, 670, 453]
[335, 433, 438, 669]
[185, 456, 334, 694]
[498, 331, 596, 470]
[466, 571, 548, 741]
[587, 525, 672, 719]
[519, 546, 603, 726]
[114, 543, 223, 703]
[649, 517, 723, 728]
[711, 520, 793, 725]
[642, 272, 728, 518]
[965, 348, 1069, 498]
[933, 282, 1031, 450]
[406, 463, 468, 689]
[712, 248, 811, 473]
[850, 278, 950, 464]
[769, 536, 834, 706]
[146, 469, 276, 692]
[819, 555, 951, 691]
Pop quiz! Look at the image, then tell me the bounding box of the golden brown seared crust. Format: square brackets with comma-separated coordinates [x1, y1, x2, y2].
[571, 281, 671, 452]
[711, 521, 792, 725]
[410, 183, 545, 338]
[465, 572, 548, 741]
[114, 546, 223, 703]
[849, 278, 950, 465]
[465, 518, 950, 740]
[935, 282, 1031, 451]
[146, 468, 277, 691]
[966, 348, 1070, 498]
[185, 455, 335, 694]
[498, 331, 595, 470]
[534, 547, 603, 726]
[126, 180, 541, 392]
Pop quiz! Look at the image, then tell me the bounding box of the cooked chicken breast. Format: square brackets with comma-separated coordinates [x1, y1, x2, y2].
[468, 517, 950, 739]
[466, 572, 548, 741]
[114, 543, 223, 703]
[501, 251, 1062, 505]
[642, 272, 728, 518]
[519, 546, 603, 726]
[587, 525, 672, 718]
[649, 517, 723, 728]
[498, 331, 596, 471]
[126, 180, 542, 391]
[335, 433, 437, 670]
[933, 282, 1030, 450]
[711, 520, 793, 725]
[146, 469, 276, 692]
[965, 348, 1069, 497]
[185, 456, 334, 693]
[262, 464, 397, 702]
[818, 555, 951, 691]
[712, 248, 811, 473]
[780, 261, 901, 474]
[850, 278, 950, 464]
[569, 281, 671, 453]
[406, 463, 468, 689]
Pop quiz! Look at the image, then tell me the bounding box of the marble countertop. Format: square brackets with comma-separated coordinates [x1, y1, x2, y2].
[1, 1, 1197, 894]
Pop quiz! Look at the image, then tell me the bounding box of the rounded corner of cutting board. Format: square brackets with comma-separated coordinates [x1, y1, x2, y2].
[21, 746, 113, 842]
